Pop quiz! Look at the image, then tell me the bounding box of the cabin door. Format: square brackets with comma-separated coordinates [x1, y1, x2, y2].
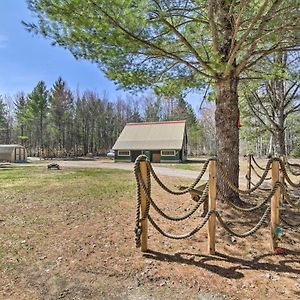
[152, 152, 161, 163]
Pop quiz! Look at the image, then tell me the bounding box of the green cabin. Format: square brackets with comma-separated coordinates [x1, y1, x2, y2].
[112, 120, 188, 163]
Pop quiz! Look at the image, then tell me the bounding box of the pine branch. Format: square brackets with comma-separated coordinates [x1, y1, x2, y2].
[90, 1, 215, 79]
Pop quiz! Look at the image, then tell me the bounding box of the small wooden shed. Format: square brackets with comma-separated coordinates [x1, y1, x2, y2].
[0, 145, 27, 163]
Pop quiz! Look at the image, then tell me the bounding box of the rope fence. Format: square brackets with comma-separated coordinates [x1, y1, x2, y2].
[285, 158, 300, 176]
[246, 154, 300, 190]
[134, 155, 300, 255]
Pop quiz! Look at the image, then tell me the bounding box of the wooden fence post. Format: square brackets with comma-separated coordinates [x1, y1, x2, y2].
[208, 160, 217, 255]
[247, 154, 252, 190]
[271, 160, 280, 251]
[140, 160, 148, 252]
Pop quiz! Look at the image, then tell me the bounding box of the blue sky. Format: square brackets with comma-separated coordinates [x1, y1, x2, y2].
[0, 0, 202, 110]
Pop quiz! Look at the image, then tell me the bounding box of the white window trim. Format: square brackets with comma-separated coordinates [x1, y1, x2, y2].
[118, 150, 131, 156]
[161, 150, 176, 156]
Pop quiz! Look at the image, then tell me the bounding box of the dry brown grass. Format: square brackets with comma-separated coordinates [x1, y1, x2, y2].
[0, 164, 299, 300]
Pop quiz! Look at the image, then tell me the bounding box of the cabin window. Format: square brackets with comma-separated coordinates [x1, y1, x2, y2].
[118, 150, 130, 156]
[161, 150, 176, 156]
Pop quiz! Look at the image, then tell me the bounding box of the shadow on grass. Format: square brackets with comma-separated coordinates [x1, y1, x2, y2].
[143, 248, 300, 279]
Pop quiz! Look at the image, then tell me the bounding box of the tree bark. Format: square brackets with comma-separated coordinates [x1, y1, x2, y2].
[215, 75, 240, 202]
[272, 52, 287, 157]
[213, 1, 241, 203]
[273, 128, 286, 157]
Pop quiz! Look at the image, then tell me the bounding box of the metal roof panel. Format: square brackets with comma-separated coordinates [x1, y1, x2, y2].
[112, 121, 186, 150]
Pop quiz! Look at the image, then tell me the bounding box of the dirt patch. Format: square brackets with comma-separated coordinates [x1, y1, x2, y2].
[0, 166, 299, 299]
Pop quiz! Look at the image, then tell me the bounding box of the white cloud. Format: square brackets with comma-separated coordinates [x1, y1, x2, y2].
[0, 34, 8, 48]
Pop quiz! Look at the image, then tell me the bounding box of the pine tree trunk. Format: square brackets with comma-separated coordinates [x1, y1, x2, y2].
[273, 129, 286, 157]
[272, 52, 286, 157]
[215, 75, 240, 203]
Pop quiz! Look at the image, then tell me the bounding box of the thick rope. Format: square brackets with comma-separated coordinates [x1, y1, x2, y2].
[138, 172, 209, 221]
[286, 165, 300, 176]
[148, 210, 213, 239]
[134, 156, 143, 247]
[280, 215, 300, 227]
[219, 157, 299, 194]
[251, 155, 270, 171]
[217, 158, 273, 195]
[277, 158, 300, 188]
[134, 155, 299, 245]
[215, 207, 271, 238]
[250, 180, 271, 191]
[146, 158, 213, 195]
[280, 183, 300, 208]
[217, 182, 281, 212]
[251, 164, 271, 180]
[134, 155, 151, 247]
[285, 157, 300, 176]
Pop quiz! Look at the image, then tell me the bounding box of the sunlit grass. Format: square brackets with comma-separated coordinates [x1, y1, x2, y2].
[160, 159, 250, 174]
[0, 165, 135, 202]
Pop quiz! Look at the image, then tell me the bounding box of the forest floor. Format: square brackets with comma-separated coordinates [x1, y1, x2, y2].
[0, 162, 299, 300]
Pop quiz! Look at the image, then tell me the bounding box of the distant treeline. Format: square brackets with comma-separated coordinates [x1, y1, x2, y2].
[0, 77, 216, 157]
[0, 77, 299, 158]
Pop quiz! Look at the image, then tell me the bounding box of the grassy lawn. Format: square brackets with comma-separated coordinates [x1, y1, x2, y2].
[164, 163, 204, 171]
[0, 164, 299, 300]
[160, 158, 249, 173]
[0, 165, 138, 299]
[0, 165, 135, 201]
